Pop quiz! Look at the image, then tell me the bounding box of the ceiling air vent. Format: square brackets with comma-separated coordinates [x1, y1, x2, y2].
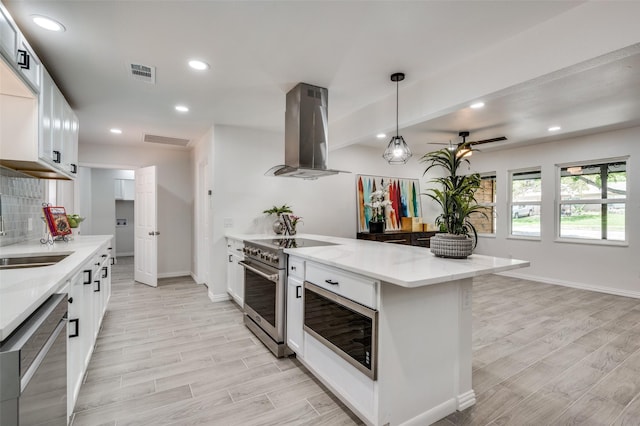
[129, 63, 156, 84]
[143, 133, 190, 147]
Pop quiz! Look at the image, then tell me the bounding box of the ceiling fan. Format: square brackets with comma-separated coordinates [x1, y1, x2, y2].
[429, 131, 508, 149]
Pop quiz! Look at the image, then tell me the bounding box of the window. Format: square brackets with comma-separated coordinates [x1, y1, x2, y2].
[470, 174, 496, 235]
[510, 169, 541, 237]
[558, 159, 626, 242]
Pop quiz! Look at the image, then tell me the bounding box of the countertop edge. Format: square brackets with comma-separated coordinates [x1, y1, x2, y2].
[0, 236, 113, 341]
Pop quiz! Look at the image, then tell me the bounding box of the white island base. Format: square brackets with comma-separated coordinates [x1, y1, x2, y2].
[298, 277, 474, 426]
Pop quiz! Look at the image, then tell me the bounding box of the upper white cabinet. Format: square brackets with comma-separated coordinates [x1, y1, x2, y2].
[39, 68, 78, 177]
[0, 5, 18, 66]
[114, 179, 135, 200]
[0, 4, 77, 179]
[0, 4, 40, 93]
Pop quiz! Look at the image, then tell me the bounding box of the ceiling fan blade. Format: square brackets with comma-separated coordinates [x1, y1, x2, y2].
[468, 136, 508, 145]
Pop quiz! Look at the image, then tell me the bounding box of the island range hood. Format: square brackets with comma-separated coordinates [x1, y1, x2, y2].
[266, 82, 349, 179]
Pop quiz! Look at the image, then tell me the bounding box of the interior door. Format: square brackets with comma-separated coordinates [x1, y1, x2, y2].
[134, 165, 158, 287]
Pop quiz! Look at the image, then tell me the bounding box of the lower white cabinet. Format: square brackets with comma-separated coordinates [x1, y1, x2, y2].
[67, 243, 112, 420]
[226, 238, 244, 306]
[286, 276, 304, 355]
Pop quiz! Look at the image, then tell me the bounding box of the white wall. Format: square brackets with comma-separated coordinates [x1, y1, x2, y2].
[202, 124, 432, 300]
[467, 126, 640, 297]
[79, 144, 193, 277]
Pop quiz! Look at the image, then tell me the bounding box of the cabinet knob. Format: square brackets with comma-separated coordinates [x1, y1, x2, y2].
[68, 297, 73, 304]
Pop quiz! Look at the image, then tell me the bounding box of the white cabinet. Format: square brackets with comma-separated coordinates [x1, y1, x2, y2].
[114, 179, 135, 200]
[287, 256, 305, 355]
[67, 242, 111, 419]
[39, 68, 78, 177]
[0, 5, 17, 66]
[226, 238, 244, 306]
[0, 4, 77, 179]
[66, 270, 85, 419]
[286, 276, 304, 355]
[0, 4, 40, 93]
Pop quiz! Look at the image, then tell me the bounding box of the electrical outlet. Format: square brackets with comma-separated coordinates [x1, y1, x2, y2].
[28, 217, 33, 231]
[223, 218, 233, 228]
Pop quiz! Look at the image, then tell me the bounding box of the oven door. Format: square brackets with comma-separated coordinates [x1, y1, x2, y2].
[240, 259, 285, 343]
[304, 282, 378, 380]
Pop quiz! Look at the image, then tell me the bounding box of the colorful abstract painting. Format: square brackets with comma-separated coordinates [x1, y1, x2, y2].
[356, 175, 421, 232]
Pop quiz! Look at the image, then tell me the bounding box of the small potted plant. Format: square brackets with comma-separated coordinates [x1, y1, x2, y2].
[421, 141, 485, 258]
[366, 186, 393, 233]
[263, 204, 293, 234]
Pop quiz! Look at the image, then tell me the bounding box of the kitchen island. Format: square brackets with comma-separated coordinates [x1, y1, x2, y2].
[228, 233, 528, 426]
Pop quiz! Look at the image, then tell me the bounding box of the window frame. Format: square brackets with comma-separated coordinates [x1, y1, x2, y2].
[472, 173, 497, 237]
[555, 156, 628, 246]
[508, 167, 542, 240]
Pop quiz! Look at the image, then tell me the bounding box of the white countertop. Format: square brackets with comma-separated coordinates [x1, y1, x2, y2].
[0, 235, 112, 340]
[227, 233, 529, 288]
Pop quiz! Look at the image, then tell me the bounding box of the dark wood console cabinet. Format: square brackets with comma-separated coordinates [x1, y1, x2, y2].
[357, 231, 438, 248]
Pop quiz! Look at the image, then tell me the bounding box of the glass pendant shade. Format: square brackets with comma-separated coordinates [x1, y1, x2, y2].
[383, 135, 412, 164]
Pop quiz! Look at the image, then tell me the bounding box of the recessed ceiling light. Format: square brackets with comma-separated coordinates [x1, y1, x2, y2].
[376, 133, 386, 139]
[31, 15, 66, 32]
[110, 128, 122, 134]
[175, 105, 189, 112]
[470, 102, 485, 109]
[188, 60, 210, 71]
[548, 126, 561, 132]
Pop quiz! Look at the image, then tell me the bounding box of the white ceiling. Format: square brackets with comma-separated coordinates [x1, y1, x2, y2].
[4, 1, 640, 156]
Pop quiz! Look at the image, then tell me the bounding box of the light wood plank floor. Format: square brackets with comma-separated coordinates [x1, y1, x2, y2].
[73, 257, 640, 425]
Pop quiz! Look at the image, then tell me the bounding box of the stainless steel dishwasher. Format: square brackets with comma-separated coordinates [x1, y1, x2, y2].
[0, 293, 68, 426]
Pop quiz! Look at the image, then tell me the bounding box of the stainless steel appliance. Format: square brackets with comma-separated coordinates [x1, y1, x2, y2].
[265, 83, 349, 179]
[0, 293, 68, 425]
[240, 238, 336, 357]
[304, 282, 378, 380]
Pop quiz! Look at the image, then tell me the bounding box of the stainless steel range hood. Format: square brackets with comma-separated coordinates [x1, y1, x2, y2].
[266, 83, 348, 179]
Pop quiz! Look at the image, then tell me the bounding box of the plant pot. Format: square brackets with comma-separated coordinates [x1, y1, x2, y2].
[430, 233, 473, 259]
[369, 220, 385, 234]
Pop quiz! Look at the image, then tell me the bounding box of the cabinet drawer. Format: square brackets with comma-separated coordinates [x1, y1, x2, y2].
[411, 232, 434, 247]
[306, 262, 377, 309]
[288, 257, 304, 279]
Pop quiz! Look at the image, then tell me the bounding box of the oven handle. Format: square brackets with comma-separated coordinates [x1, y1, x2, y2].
[238, 261, 279, 282]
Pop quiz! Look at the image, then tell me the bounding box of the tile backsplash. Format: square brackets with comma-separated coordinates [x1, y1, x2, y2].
[0, 166, 46, 246]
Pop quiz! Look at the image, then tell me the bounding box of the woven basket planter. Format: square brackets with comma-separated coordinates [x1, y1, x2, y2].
[430, 233, 473, 259]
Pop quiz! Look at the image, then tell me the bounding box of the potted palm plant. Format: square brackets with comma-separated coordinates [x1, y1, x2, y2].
[421, 141, 485, 258]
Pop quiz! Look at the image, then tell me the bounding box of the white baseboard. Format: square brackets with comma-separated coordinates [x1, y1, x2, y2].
[208, 291, 230, 303]
[157, 271, 192, 279]
[498, 271, 640, 299]
[401, 397, 458, 426]
[456, 390, 477, 411]
[190, 272, 207, 286]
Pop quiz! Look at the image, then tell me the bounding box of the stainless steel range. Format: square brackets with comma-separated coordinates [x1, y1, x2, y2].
[240, 237, 336, 357]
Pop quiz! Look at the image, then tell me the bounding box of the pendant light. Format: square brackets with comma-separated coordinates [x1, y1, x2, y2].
[382, 72, 412, 164]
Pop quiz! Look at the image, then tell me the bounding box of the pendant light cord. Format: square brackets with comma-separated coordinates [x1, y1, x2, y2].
[396, 79, 399, 138]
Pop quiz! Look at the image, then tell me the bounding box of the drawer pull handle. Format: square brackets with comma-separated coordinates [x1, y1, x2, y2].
[94, 280, 101, 292]
[325, 279, 339, 285]
[53, 150, 61, 163]
[296, 285, 302, 298]
[228, 255, 233, 263]
[416, 238, 431, 241]
[384, 239, 407, 243]
[83, 270, 92, 284]
[69, 319, 79, 338]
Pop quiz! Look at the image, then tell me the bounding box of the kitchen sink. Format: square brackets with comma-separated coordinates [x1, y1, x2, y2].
[0, 253, 71, 270]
